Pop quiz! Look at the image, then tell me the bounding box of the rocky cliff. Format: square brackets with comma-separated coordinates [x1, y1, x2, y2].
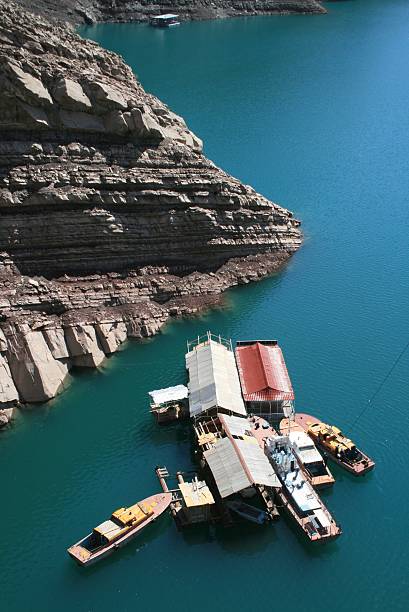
[14, 0, 325, 26]
[0, 0, 302, 418]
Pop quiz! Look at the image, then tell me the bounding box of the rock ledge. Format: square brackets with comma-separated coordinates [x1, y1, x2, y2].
[0, 0, 302, 411]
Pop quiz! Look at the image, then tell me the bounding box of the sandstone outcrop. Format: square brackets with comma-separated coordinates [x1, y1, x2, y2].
[0, 0, 302, 412]
[0, 407, 14, 429]
[5, 324, 69, 402]
[0, 353, 19, 406]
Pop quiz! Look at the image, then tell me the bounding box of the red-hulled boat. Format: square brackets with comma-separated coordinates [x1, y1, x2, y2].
[293, 413, 375, 476]
[68, 492, 172, 566]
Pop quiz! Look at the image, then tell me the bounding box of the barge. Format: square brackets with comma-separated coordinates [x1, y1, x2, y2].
[67, 492, 171, 566]
[294, 413, 375, 476]
[250, 417, 341, 542]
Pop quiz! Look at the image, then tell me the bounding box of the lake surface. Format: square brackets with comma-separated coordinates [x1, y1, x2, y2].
[2, 1, 409, 610]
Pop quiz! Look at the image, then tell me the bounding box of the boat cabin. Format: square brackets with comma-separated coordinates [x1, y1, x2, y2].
[289, 430, 329, 478]
[150, 14, 180, 27]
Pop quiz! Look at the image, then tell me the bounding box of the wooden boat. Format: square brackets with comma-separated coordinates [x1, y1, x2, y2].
[250, 416, 341, 542]
[279, 418, 335, 488]
[67, 492, 172, 566]
[294, 413, 375, 476]
[226, 500, 269, 525]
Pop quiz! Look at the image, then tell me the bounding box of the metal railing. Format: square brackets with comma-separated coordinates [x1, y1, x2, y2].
[187, 330, 233, 353]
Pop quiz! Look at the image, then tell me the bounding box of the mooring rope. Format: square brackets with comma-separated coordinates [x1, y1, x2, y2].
[347, 337, 409, 432]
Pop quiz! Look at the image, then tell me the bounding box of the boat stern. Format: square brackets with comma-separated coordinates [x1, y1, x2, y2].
[354, 458, 375, 475]
[311, 473, 336, 489]
[67, 544, 92, 566]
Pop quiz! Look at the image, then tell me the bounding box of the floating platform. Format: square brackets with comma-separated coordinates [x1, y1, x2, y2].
[149, 385, 188, 423]
[195, 413, 280, 521]
[155, 467, 222, 528]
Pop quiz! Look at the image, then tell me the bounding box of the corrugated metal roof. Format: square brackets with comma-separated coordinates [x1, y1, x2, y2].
[236, 439, 280, 489]
[186, 340, 247, 417]
[149, 385, 188, 405]
[204, 436, 280, 498]
[235, 341, 294, 402]
[219, 413, 252, 438]
[204, 438, 251, 498]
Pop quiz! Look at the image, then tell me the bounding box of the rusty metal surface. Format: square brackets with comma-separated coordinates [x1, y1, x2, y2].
[235, 341, 294, 402]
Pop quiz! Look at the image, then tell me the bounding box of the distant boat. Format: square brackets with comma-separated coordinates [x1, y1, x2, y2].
[150, 14, 180, 27]
[294, 413, 375, 476]
[67, 492, 172, 566]
[226, 500, 269, 525]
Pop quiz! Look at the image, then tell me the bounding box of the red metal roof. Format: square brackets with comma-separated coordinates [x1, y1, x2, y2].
[235, 341, 294, 402]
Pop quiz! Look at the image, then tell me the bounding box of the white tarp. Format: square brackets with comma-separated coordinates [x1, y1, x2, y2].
[149, 384, 188, 405]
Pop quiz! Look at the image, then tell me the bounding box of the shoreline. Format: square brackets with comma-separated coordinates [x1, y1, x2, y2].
[13, 0, 326, 27]
[0, 0, 302, 419]
[0, 252, 298, 423]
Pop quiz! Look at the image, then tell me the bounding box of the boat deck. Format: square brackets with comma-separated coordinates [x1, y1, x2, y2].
[279, 418, 335, 488]
[249, 416, 341, 542]
[293, 413, 375, 476]
[67, 493, 172, 566]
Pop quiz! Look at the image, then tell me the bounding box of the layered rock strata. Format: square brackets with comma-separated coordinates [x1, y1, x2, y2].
[14, 0, 325, 26]
[0, 0, 302, 413]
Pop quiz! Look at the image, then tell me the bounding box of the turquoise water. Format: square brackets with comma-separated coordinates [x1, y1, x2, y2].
[2, 1, 409, 610]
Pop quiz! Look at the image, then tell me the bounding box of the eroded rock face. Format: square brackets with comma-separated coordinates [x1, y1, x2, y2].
[65, 324, 106, 367]
[0, 407, 14, 429]
[0, 0, 302, 410]
[0, 353, 19, 406]
[95, 321, 127, 354]
[5, 324, 69, 402]
[12, 0, 326, 26]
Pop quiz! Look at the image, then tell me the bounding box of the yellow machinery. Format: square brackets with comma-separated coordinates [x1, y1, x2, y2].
[308, 422, 358, 456]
